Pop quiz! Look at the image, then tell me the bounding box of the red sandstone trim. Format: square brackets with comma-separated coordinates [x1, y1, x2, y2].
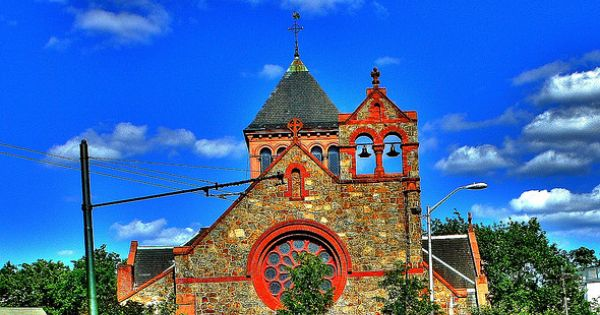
[126, 241, 138, 265]
[340, 88, 416, 125]
[176, 276, 248, 284]
[349, 270, 385, 277]
[284, 163, 310, 200]
[118, 265, 174, 302]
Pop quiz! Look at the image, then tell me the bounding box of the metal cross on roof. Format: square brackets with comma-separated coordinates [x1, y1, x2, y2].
[371, 67, 381, 87]
[288, 12, 303, 58]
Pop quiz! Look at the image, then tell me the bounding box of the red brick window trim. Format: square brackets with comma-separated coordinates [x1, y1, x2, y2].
[284, 163, 309, 200]
[247, 220, 351, 310]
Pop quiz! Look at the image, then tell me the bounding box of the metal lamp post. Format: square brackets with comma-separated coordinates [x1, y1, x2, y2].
[426, 182, 488, 312]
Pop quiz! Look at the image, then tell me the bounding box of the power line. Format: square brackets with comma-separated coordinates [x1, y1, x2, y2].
[0, 151, 205, 193]
[0, 141, 76, 161]
[89, 156, 254, 173]
[91, 159, 217, 184]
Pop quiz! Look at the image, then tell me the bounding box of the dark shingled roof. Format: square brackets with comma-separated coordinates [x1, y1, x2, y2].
[133, 247, 174, 287]
[245, 62, 339, 131]
[422, 235, 476, 289]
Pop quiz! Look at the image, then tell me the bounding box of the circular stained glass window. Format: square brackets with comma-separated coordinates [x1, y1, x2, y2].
[260, 238, 338, 301]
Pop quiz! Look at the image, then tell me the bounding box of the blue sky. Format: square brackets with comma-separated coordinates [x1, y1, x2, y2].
[1, 0, 600, 265]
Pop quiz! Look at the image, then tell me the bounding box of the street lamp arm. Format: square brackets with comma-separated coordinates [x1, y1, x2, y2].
[428, 186, 465, 214]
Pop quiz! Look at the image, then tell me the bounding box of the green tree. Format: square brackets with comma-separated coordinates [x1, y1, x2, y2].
[277, 252, 334, 315]
[569, 247, 599, 268]
[433, 213, 595, 315]
[431, 210, 469, 235]
[377, 262, 441, 315]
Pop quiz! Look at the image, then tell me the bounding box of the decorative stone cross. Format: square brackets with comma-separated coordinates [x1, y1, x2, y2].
[287, 118, 303, 140]
[371, 67, 380, 87]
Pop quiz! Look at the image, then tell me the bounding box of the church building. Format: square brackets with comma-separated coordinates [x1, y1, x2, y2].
[116, 16, 489, 315]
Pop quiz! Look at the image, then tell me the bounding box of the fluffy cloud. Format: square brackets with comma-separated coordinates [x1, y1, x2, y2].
[512, 61, 570, 85]
[111, 218, 167, 239]
[374, 56, 400, 66]
[142, 226, 197, 246]
[57, 249, 75, 256]
[510, 185, 600, 213]
[258, 64, 284, 80]
[279, 0, 364, 15]
[424, 107, 531, 132]
[512, 50, 600, 85]
[522, 106, 600, 141]
[194, 137, 246, 158]
[48, 122, 246, 159]
[516, 150, 591, 176]
[533, 67, 600, 104]
[48, 0, 170, 48]
[435, 145, 511, 174]
[111, 218, 198, 246]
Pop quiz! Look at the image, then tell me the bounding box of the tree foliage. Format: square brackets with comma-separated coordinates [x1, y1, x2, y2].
[0, 244, 175, 315]
[569, 247, 599, 268]
[276, 252, 334, 315]
[377, 262, 441, 315]
[430, 210, 469, 236]
[433, 213, 597, 315]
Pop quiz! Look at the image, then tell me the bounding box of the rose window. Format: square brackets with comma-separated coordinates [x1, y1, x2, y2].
[248, 221, 350, 310]
[262, 238, 337, 298]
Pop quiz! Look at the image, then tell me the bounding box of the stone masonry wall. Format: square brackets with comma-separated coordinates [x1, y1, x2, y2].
[175, 143, 410, 314]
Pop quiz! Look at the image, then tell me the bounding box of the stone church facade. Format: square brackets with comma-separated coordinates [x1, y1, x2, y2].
[116, 54, 489, 314]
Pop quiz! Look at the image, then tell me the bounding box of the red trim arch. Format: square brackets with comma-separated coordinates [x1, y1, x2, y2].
[283, 163, 310, 200]
[379, 125, 409, 144]
[247, 220, 351, 310]
[348, 127, 382, 145]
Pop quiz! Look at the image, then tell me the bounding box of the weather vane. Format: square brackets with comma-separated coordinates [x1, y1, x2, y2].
[288, 11, 303, 58]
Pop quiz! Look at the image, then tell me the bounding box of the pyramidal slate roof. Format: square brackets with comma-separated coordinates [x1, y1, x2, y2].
[246, 58, 339, 131]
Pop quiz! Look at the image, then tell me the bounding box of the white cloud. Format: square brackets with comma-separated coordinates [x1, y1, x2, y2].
[57, 249, 75, 256]
[74, 5, 170, 45]
[279, 0, 364, 15]
[533, 67, 600, 104]
[44, 36, 71, 50]
[512, 50, 600, 85]
[374, 56, 400, 66]
[111, 218, 167, 239]
[435, 144, 511, 174]
[143, 227, 197, 246]
[48, 123, 245, 160]
[522, 106, 600, 141]
[512, 61, 570, 85]
[258, 64, 284, 80]
[155, 127, 196, 147]
[516, 150, 591, 176]
[49, 122, 150, 159]
[111, 218, 198, 246]
[372, 1, 389, 19]
[510, 185, 600, 213]
[425, 107, 531, 132]
[194, 137, 246, 158]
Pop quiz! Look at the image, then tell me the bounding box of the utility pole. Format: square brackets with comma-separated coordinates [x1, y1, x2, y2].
[78, 139, 284, 315]
[80, 140, 98, 315]
[561, 266, 569, 315]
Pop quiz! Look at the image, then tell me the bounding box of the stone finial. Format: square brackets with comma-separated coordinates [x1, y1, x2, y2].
[371, 67, 381, 87]
[287, 117, 303, 140]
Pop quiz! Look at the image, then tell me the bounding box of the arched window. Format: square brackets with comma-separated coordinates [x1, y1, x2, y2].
[291, 169, 302, 199]
[311, 146, 323, 162]
[276, 147, 286, 157]
[327, 146, 340, 176]
[355, 135, 375, 175]
[248, 221, 350, 310]
[260, 148, 272, 173]
[383, 134, 402, 174]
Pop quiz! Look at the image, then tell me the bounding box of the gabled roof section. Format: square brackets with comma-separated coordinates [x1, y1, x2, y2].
[422, 235, 477, 290]
[246, 58, 339, 131]
[133, 246, 174, 287]
[342, 88, 416, 123]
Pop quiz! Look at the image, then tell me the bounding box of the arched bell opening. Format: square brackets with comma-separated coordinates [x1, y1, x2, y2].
[383, 134, 403, 174]
[355, 135, 375, 175]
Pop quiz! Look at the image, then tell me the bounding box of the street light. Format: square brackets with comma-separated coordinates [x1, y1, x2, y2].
[425, 182, 488, 311]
